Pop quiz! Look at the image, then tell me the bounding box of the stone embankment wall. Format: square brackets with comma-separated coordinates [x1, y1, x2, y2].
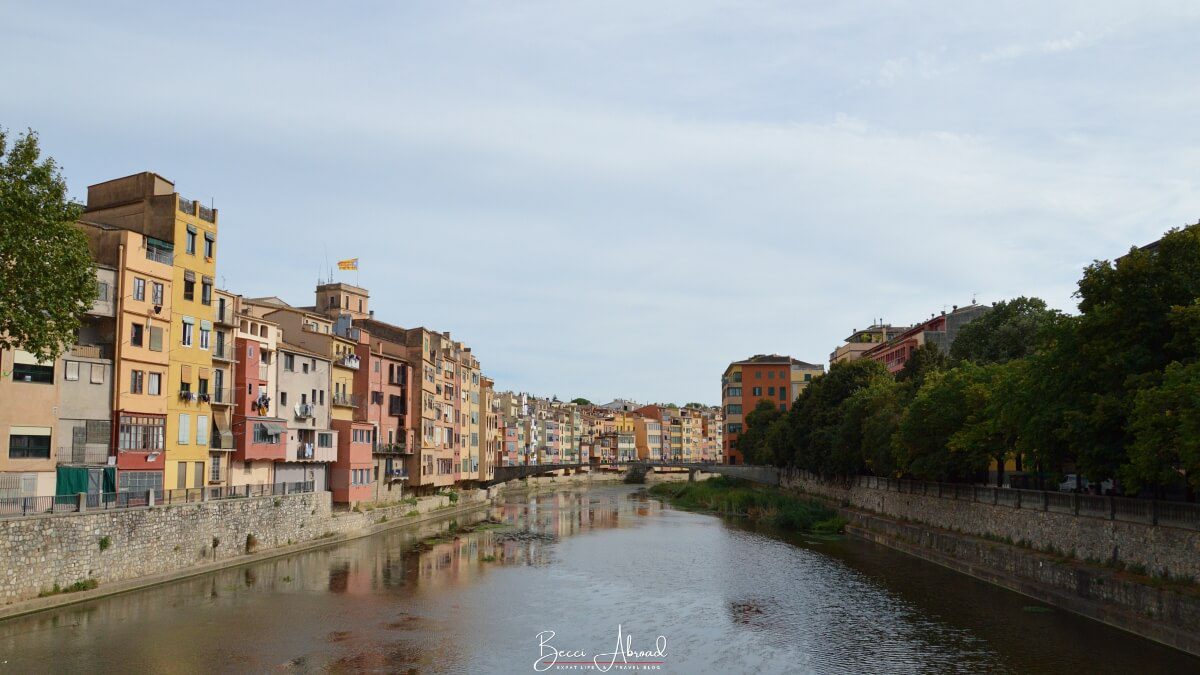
[0, 488, 492, 604]
[782, 472, 1200, 581]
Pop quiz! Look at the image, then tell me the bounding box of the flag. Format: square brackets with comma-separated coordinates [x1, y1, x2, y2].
[337, 258, 358, 271]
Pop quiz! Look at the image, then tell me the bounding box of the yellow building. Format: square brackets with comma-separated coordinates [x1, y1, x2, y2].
[82, 173, 218, 490]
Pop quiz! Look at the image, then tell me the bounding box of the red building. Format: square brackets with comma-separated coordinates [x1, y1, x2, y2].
[232, 335, 286, 466]
[861, 304, 990, 374]
[356, 331, 413, 502]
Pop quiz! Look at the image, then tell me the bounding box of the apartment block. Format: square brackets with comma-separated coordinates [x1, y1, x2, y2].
[721, 355, 825, 464]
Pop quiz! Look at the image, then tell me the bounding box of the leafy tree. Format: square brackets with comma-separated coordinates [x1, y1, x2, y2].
[949, 296, 1059, 365]
[895, 343, 946, 389]
[788, 359, 888, 475]
[1124, 360, 1200, 497]
[739, 399, 783, 465]
[843, 375, 908, 477]
[0, 128, 92, 360]
[684, 402, 705, 409]
[895, 365, 991, 481]
[570, 398, 592, 406]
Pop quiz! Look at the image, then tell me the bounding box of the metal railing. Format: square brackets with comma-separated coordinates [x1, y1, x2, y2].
[837, 473, 1200, 531]
[145, 246, 173, 265]
[210, 387, 236, 405]
[0, 481, 315, 520]
[198, 204, 215, 223]
[212, 344, 236, 361]
[178, 197, 194, 214]
[331, 392, 361, 407]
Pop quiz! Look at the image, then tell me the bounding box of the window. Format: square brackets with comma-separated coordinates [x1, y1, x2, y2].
[9, 432, 51, 459]
[201, 281, 212, 306]
[119, 415, 165, 452]
[148, 372, 161, 396]
[198, 378, 209, 396]
[181, 319, 193, 346]
[280, 391, 288, 406]
[65, 361, 80, 381]
[319, 390, 325, 405]
[134, 277, 146, 301]
[726, 387, 741, 397]
[755, 371, 761, 379]
[12, 362, 53, 383]
[725, 404, 742, 415]
[131, 323, 144, 347]
[752, 387, 762, 396]
[210, 456, 221, 482]
[152, 282, 164, 306]
[178, 414, 191, 445]
[90, 364, 104, 384]
[768, 371, 775, 379]
[183, 278, 195, 301]
[186, 229, 196, 254]
[284, 354, 295, 371]
[199, 327, 210, 350]
[96, 280, 109, 302]
[780, 403, 787, 412]
[805, 373, 813, 381]
[726, 423, 742, 434]
[767, 387, 775, 396]
[130, 370, 144, 394]
[203, 234, 214, 259]
[779, 388, 787, 401]
[119, 470, 163, 493]
[148, 326, 163, 352]
[318, 432, 333, 448]
[196, 415, 209, 445]
[302, 362, 309, 374]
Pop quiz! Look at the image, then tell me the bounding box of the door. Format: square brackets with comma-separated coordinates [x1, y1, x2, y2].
[177, 463, 187, 490]
[194, 462, 204, 488]
[87, 468, 102, 495]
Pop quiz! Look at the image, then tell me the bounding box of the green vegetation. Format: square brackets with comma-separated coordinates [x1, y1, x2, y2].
[98, 536, 111, 552]
[481, 554, 497, 563]
[405, 510, 420, 517]
[570, 398, 592, 405]
[38, 578, 98, 597]
[447, 491, 459, 504]
[0, 128, 97, 363]
[649, 476, 844, 533]
[736, 224, 1200, 497]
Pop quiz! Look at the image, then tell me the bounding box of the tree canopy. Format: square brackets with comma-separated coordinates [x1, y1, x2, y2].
[0, 128, 93, 361]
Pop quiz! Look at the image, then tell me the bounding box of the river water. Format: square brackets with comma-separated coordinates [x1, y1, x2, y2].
[0, 484, 1195, 674]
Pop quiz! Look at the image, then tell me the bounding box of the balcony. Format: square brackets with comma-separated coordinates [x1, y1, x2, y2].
[374, 442, 411, 456]
[385, 467, 409, 481]
[145, 245, 173, 266]
[215, 305, 236, 327]
[178, 197, 194, 215]
[335, 354, 361, 370]
[294, 403, 315, 419]
[198, 204, 215, 223]
[331, 392, 361, 408]
[210, 388, 235, 406]
[212, 344, 236, 362]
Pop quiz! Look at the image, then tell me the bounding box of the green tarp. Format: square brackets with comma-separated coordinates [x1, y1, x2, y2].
[56, 466, 116, 496]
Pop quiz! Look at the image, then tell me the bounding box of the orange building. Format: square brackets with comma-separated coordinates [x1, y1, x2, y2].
[720, 355, 823, 464]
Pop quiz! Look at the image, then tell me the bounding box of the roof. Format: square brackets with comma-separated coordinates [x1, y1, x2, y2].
[244, 296, 292, 309]
[729, 354, 823, 369]
[861, 304, 990, 357]
[277, 341, 330, 361]
[353, 317, 409, 346]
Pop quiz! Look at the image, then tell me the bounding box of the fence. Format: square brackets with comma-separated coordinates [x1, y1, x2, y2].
[832, 473, 1200, 531]
[0, 481, 315, 520]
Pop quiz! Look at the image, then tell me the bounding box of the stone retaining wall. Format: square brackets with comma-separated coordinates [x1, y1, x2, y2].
[783, 471, 1200, 581]
[0, 488, 492, 604]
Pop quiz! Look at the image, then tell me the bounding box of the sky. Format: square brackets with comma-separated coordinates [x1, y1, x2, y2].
[4, 1, 1200, 405]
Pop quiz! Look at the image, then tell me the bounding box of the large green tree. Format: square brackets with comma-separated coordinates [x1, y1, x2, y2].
[788, 359, 889, 475]
[1124, 360, 1200, 497]
[0, 128, 93, 361]
[895, 364, 992, 482]
[739, 399, 784, 465]
[949, 296, 1059, 365]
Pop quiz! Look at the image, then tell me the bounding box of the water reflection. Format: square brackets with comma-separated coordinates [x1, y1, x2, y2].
[0, 485, 1194, 674]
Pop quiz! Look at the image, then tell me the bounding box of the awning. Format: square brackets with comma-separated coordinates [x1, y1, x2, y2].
[186, 224, 197, 234]
[184, 270, 196, 282]
[257, 421, 287, 436]
[213, 410, 234, 450]
[147, 237, 173, 251]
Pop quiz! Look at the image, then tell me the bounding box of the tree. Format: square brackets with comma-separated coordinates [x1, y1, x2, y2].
[684, 402, 705, 409]
[895, 365, 991, 482]
[788, 359, 889, 475]
[570, 398, 592, 406]
[0, 128, 92, 361]
[837, 374, 907, 477]
[949, 296, 1059, 365]
[1124, 360, 1200, 498]
[739, 399, 783, 465]
[896, 343, 946, 389]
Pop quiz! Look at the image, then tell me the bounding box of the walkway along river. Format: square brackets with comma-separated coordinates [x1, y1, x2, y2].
[0, 484, 1195, 673]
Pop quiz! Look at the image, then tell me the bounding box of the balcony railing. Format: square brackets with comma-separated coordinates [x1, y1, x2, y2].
[297, 443, 314, 460]
[294, 403, 315, 419]
[215, 306, 235, 326]
[386, 467, 409, 480]
[210, 387, 236, 405]
[178, 197, 194, 215]
[0, 481, 315, 520]
[145, 246, 173, 265]
[331, 392, 361, 408]
[335, 354, 361, 370]
[198, 204, 215, 223]
[374, 442, 410, 455]
[212, 344, 236, 362]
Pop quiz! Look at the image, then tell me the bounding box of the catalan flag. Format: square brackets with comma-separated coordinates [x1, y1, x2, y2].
[337, 258, 358, 271]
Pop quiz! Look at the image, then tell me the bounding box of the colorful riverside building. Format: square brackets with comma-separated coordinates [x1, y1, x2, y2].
[829, 323, 911, 365]
[229, 306, 287, 486]
[80, 173, 219, 491]
[721, 355, 825, 464]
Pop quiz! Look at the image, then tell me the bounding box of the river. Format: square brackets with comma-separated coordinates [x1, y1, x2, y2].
[0, 484, 1195, 674]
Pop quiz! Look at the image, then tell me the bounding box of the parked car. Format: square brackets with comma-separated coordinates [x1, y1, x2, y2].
[1058, 474, 1115, 494]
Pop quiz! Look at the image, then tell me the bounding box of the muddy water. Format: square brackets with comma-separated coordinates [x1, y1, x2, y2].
[0, 485, 1195, 674]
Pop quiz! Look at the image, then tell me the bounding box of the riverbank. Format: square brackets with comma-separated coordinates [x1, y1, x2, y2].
[782, 473, 1200, 657]
[649, 476, 846, 533]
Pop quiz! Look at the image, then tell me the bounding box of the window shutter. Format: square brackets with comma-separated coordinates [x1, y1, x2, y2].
[178, 414, 191, 444]
[149, 326, 163, 352]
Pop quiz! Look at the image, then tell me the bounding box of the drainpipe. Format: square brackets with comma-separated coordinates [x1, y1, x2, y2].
[112, 242, 126, 468]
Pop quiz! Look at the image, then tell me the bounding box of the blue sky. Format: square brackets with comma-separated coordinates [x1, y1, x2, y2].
[4, 2, 1200, 404]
